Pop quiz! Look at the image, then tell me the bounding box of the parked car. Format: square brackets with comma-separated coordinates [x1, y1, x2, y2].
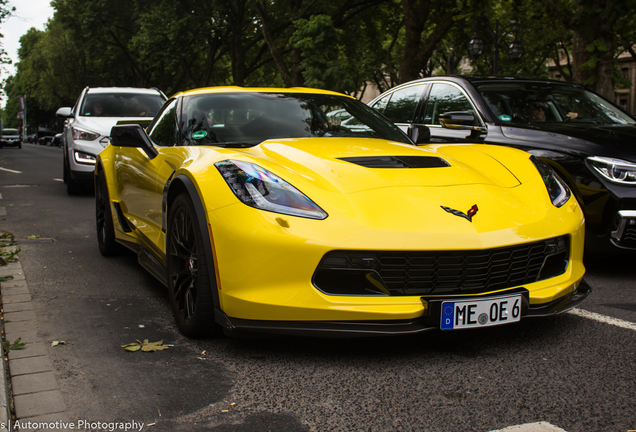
[369, 76, 636, 253]
[38, 135, 55, 146]
[35, 128, 56, 146]
[27, 133, 37, 143]
[56, 87, 167, 194]
[0, 128, 22, 148]
[96, 86, 590, 337]
[52, 133, 63, 147]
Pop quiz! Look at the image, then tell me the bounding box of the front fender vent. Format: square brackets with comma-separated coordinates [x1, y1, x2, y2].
[339, 156, 450, 169]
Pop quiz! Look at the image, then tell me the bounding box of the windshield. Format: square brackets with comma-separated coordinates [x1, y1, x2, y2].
[80, 93, 165, 118]
[1, 129, 18, 136]
[181, 92, 411, 146]
[475, 82, 636, 125]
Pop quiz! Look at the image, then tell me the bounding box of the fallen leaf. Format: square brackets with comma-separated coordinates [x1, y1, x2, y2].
[51, 341, 66, 347]
[26, 235, 40, 240]
[121, 343, 141, 352]
[121, 339, 169, 352]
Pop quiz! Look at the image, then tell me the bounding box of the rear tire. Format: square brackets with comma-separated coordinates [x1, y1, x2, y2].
[95, 170, 121, 256]
[166, 194, 220, 337]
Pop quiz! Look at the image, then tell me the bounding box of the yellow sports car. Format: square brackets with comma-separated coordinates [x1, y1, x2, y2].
[95, 86, 591, 337]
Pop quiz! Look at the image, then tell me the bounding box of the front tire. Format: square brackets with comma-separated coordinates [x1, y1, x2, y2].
[95, 170, 121, 256]
[65, 154, 81, 195]
[166, 194, 219, 337]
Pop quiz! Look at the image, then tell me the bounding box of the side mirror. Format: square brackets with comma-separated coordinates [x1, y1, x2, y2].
[439, 111, 487, 133]
[407, 124, 431, 145]
[56, 107, 73, 118]
[110, 124, 158, 159]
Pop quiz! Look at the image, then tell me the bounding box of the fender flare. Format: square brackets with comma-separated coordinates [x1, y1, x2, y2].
[169, 174, 221, 310]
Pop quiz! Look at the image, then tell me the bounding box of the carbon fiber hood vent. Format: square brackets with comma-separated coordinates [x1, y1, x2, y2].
[339, 156, 450, 169]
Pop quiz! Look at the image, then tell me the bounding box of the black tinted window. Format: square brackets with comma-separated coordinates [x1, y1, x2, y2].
[180, 92, 411, 146]
[423, 84, 473, 125]
[475, 82, 636, 125]
[148, 99, 178, 147]
[81, 92, 165, 117]
[382, 86, 424, 123]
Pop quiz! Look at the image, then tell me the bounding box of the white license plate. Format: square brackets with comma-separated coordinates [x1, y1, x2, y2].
[440, 294, 522, 330]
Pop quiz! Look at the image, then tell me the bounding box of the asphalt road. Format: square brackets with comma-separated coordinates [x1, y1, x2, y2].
[0, 143, 635, 432]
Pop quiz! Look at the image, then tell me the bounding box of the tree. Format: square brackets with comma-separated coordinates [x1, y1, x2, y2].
[541, 0, 634, 97]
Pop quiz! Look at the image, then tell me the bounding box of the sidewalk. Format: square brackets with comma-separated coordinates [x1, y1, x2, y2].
[1, 201, 70, 431]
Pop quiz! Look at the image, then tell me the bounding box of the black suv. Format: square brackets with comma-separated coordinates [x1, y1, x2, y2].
[369, 76, 636, 253]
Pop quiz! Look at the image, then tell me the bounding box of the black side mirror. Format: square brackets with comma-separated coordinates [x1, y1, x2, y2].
[439, 111, 487, 133]
[110, 124, 158, 159]
[407, 124, 431, 145]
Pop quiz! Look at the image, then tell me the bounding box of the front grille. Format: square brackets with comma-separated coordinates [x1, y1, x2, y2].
[313, 236, 570, 296]
[617, 225, 636, 247]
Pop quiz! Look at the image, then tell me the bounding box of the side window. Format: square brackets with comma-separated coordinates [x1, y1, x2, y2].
[382, 86, 424, 123]
[370, 93, 391, 114]
[147, 98, 178, 147]
[423, 84, 473, 125]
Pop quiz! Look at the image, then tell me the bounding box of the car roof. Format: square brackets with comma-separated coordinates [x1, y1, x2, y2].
[395, 75, 585, 88]
[174, 86, 353, 99]
[86, 87, 164, 95]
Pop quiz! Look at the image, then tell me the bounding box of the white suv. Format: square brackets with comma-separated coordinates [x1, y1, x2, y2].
[56, 87, 166, 194]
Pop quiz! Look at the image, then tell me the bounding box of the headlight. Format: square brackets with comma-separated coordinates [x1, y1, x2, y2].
[74, 151, 96, 165]
[215, 160, 328, 220]
[531, 157, 571, 207]
[587, 156, 636, 184]
[72, 127, 100, 141]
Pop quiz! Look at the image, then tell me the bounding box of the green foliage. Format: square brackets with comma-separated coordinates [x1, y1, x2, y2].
[0, 232, 19, 266]
[292, 15, 354, 93]
[2, 0, 635, 116]
[3, 338, 26, 352]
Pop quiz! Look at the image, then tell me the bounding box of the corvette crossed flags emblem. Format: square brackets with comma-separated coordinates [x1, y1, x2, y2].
[441, 204, 479, 222]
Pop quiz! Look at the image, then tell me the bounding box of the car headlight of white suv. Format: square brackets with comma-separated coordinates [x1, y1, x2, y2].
[72, 127, 100, 141]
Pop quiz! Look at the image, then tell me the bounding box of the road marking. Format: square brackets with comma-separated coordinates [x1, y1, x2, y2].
[568, 307, 636, 332]
[0, 167, 21, 174]
[489, 421, 567, 431]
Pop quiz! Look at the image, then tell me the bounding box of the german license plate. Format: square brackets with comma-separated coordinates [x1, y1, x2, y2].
[440, 294, 521, 330]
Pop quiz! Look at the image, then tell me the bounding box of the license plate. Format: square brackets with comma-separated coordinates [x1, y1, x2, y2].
[440, 294, 521, 330]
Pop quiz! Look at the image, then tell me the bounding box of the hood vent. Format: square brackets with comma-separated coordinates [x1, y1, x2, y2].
[339, 156, 450, 169]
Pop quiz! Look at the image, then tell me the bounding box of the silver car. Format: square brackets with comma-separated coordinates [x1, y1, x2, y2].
[56, 87, 166, 194]
[0, 128, 22, 149]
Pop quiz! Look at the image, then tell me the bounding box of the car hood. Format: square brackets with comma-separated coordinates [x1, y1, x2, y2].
[75, 116, 153, 137]
[501, 123, 636, 160]
[238, 138, 525, 195]
[196, 137, 572, 240]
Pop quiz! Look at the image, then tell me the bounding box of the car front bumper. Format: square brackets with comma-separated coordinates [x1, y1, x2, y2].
[216, 279, 592, 337]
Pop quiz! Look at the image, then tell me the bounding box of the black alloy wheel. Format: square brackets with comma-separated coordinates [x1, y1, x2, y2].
[95, 170, 121, 256]
[167, 194, 219, 337]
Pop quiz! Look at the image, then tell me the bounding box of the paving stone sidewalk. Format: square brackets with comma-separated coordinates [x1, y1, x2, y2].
[1, 242, 70, 431]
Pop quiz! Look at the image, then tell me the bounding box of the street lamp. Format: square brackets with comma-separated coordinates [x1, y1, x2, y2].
[467, 19, 523, 74]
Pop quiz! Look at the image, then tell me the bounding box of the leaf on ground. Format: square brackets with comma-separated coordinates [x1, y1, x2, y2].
[51, 341, 66, 347]
[0, 275, 13, 282]
[121, 339, 169, 352]
[27, 235, 40, 240]
[4, 337, 26, 352]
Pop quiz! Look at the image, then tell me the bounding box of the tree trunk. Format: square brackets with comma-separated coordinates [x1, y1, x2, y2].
[255, 1, 294, 87]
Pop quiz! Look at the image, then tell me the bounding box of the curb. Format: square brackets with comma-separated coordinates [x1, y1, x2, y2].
[0, 313, 9, 432]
